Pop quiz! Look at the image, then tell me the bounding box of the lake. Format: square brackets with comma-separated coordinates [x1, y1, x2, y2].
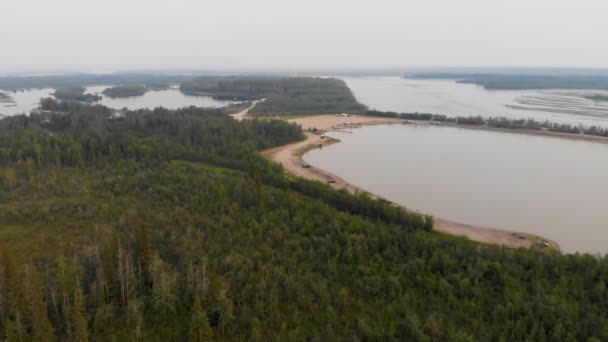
[0, 86, 234, 116]
[304, 124, 608, 254]
[86, 86, 234, 111]
[341, 77, 608, 128]
[0, 88, 55, 116]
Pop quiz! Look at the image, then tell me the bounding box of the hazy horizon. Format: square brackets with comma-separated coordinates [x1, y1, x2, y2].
[1, 0, 607, 73]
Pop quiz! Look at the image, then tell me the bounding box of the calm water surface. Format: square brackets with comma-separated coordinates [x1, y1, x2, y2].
[0, 88, 55, 116]
[0, 86, 234, 116]
[86, 86, 234, 110]
[304, 125, 608, 254]
[341, 77, 608, 128]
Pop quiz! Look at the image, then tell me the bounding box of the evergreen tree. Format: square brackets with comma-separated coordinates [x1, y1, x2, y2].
[72, 283, 89, 342]
[4, 319, 18, 342]
[26, 265, 56, 342]
[189, 297, 212, 342]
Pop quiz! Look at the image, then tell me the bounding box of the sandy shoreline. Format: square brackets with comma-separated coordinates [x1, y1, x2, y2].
[261, 114, 565, 251]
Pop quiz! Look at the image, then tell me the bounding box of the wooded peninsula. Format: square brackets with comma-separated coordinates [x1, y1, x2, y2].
[180, 76, 367, 115]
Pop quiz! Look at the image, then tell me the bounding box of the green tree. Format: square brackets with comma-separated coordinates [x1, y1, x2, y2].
[72, 283, 89, 342]
[189, 297, 212, 342]
[4, 319, 19, 342]
[26, 265, 56, 342]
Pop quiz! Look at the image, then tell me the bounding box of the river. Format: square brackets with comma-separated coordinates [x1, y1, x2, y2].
[341, 77, 608, 128]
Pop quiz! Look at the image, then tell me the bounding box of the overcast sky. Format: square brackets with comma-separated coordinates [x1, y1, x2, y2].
[1, 0, 607, 72]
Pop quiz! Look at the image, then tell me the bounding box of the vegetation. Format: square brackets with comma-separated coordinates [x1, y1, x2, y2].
[365, 109, 608, 137]
[411, 73, 608, 90]
[0, 92, 13, 103]
[180, 76, 367, 115]
[585, 94, 608, 102]
[0, 74, 194, 91]
[102, 85, 149, 98]
[1, 100, 608, 340]
[52, 87, 101, 102]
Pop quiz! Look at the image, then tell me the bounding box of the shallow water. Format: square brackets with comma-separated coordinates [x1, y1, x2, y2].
[341, 77, 608, 128]
[304, 124, 608, 254]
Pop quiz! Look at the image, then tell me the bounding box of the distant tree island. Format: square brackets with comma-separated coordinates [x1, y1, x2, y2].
[584, 94, 608, 102]
[0, 91, 13, 103]
[102, 85, 149, 98]
[101, 84, 172, 98]
[53, 86, 101, 102]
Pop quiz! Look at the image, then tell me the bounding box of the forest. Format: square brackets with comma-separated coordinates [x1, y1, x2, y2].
[180, 76, 367, 115]
[0, 100, 608, 341]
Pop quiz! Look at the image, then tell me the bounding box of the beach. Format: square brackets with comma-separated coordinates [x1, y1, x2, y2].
[262, 114, 563, 251]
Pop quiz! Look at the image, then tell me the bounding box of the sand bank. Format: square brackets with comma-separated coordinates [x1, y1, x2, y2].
[262, 114, 561, 251]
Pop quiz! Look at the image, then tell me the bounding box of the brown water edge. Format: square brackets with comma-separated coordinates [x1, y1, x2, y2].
[261, 114, 577, 252]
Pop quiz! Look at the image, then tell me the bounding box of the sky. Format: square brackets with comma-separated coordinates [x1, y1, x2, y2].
[1, 0, 607, 73]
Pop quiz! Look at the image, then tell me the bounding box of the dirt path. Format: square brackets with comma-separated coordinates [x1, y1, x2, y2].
[261, 114, 560, 251]
[230, 99, 265, 121]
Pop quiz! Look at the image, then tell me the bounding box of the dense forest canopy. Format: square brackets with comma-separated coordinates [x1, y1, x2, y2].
[180, 76, 367, 115]
[410, 73, 608, 90]
[0, 100, 608, 340]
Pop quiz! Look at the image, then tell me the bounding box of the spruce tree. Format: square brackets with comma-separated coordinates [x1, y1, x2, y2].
[189, 296, 212, 342]
[72, 283, 89, 342]
[26, 265, 56, 342]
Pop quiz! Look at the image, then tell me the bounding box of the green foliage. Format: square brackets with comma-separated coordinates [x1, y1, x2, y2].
[72, 284, 89, 342]
[102, 85, 149, 98]
[189, 297, 212, 341]
[0, 101, 607, 341]
[180, 76, 367, 115]
[0, 91, 13, 103]
[585, 94, 608, 102]
[53, 87, 101, 102]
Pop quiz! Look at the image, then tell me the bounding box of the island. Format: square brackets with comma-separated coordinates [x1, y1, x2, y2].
[585, 94, 608, 102]
[102, 85, 149, 98]
[53, 86, 101, 102]
[0, 91, 13, 103]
